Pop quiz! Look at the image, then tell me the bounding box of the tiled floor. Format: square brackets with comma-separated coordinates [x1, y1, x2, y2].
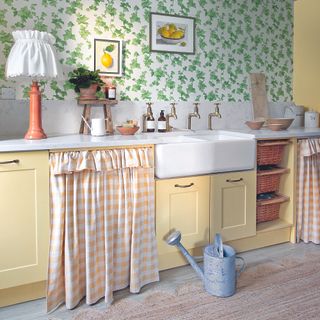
[0, 242, 318, 320]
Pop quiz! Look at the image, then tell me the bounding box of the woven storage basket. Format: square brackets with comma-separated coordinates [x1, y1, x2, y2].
[257, 140, 290, 165]
[257, 203, 280, 223]
[257, 167, 289, 194]
[256, 194, 289, 223]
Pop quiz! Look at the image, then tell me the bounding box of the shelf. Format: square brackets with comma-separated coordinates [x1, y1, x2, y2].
[77, 99, 118, 106]
[257, 167, 290, 176]
[257, 218, 293, 234]
[257, 193, 290, 206]
[257, 140, 291, 146]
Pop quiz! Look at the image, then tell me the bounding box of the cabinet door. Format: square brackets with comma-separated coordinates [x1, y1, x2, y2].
[0, 151, 49, 290]
[210, 170, 256, 242]
[156, 176, 210, 261]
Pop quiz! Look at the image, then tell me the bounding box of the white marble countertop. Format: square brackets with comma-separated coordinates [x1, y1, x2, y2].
[0, 127, 320, 152]
[227, 127, 320, 139]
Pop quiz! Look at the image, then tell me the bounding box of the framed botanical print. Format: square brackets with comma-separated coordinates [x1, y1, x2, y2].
[94, 38, 122, 77]
[149, 12, 195, 54]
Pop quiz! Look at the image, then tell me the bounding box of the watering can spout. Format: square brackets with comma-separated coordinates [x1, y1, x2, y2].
[166, 231, 205, 282]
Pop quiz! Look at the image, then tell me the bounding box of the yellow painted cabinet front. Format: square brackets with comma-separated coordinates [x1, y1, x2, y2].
[210, 170, 256, 242]
[156, 176, 210, 270]
[0, 151, 49, 292]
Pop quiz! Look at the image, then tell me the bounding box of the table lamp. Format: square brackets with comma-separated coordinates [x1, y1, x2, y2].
[5, 30, 62, 139]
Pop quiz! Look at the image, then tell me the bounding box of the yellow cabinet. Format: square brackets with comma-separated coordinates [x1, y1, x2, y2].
[0, 151, 49, 306]
[156, 176, 210, 270]
[210, 170, 256, 242]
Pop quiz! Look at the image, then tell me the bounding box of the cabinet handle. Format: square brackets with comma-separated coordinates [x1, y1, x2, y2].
[226, 178, 243, 183]
[174, 182, 194, 188]
[0, 159, 19, 165]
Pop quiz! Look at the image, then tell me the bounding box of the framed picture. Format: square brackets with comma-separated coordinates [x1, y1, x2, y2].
[149, 12, 195, 54]
[94, 39, 122, 77]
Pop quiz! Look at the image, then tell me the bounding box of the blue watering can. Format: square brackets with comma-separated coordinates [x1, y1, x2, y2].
[166, 231, 245, 297]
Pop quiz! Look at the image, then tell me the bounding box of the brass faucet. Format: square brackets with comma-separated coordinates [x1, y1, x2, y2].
[142, 102, 153, 133]
[208, 102, 222, 130]
[166, 102, 178, 132]
[188, 103, 201, 130]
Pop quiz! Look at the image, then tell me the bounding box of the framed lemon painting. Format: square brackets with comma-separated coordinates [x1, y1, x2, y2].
[94, 39, 122, 77]
[150, 12, 195, 54]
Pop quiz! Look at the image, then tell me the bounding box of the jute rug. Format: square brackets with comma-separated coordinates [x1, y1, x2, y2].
[70, 251, 320, 320]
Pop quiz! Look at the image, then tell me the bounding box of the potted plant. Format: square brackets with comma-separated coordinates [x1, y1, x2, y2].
[68, 67, 105, 99]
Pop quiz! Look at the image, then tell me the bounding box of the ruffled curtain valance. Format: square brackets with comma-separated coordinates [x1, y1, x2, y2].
[298, 138, 320, 157]
[50, 148, 153, 175]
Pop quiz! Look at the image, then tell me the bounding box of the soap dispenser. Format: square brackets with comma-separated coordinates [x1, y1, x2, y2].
[145, 102, 155, 132]
[158, 110, 166, 132]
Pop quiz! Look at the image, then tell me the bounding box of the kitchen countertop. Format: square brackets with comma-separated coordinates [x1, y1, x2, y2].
[0, 127, 320, 152]
[228, 127, 320, 139]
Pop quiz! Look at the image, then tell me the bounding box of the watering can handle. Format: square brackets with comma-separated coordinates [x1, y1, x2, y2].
[214, 233, 224, 258]
[81, 115, 92, 131]
[236, 256, 246, 277]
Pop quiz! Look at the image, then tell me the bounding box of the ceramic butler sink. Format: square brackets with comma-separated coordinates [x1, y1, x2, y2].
[155, 131, 255, 178]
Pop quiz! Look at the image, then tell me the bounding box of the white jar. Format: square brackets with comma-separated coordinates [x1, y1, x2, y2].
[304, 111, 319, 128]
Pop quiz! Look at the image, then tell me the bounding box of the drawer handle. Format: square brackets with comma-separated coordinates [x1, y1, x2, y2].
[174, 182, 194, 188]
[226, 178, 243, 183]
[0, 159, 19, 165]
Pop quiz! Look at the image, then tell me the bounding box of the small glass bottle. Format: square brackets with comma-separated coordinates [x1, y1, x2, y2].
[106, 85, 116, 100]
[146, 111, 155, 132]
[158, 110, 166, 132]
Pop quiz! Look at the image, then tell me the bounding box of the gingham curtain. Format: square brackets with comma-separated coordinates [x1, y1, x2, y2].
[297, 138, 320, 244]
[47, 148, 159, 312]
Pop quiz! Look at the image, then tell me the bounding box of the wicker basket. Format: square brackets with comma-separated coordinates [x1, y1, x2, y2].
[257, 140, 290, 165]
[257, 167, 289, 194]
[256, 194, 289, 223]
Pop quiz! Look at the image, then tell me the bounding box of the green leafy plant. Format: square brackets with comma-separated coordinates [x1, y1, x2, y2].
[68, 67, 104, 93]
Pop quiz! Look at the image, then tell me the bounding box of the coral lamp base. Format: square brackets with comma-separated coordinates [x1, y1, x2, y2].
[24, 81, 47, 140]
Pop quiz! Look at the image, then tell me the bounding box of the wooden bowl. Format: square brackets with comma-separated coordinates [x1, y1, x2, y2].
[266, 118, 294, 130]
[116, 126, 139, 135]
[267, 123, 285, 131]
[245, 120, 265, 130]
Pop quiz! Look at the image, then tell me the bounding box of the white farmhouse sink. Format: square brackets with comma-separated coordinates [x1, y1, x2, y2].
[155, 131, 255, 178]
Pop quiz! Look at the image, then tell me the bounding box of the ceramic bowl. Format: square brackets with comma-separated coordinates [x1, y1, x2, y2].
[160, 35, 185, 44]
[245, 120, 265, 130]
[266, 118, 294, 130]
[267, 123, 285, 131]
[116, 126, 139, 135]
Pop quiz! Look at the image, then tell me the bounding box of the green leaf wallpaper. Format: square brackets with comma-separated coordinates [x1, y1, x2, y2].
[0, 0, 293, 102]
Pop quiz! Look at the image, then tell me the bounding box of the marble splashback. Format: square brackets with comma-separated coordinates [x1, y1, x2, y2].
[0, 100, 292, 139]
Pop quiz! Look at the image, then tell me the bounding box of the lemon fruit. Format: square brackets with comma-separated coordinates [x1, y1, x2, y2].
[158, 26, 165, 35]
[101, 53, 113, 68]
[170, 30, 184, 39]
[101, 44, 115, 68]
[160, 28, 171, 38]
[168, 24, 177, 34]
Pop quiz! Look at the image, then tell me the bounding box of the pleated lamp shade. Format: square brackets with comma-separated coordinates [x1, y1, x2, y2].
[5, 30, 62, 139]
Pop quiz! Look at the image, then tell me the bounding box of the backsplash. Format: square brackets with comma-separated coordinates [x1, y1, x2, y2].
[0, 0, 293, 102]
[0, 100, 291, 138]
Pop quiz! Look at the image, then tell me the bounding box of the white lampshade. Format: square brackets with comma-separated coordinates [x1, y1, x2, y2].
[5, 30, 62, 80]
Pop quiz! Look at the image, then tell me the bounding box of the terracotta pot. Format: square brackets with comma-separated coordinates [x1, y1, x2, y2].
[79, 83, 99, 100]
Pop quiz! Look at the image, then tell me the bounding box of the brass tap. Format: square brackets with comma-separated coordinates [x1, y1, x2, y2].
[142, 102, 153, 132]
[166, 102, 178, 132]
[208, 102, 222, 130]
[188, 102, 201, 130]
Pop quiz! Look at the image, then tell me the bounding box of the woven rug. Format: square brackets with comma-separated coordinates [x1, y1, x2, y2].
[69, 251, 320, 320]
